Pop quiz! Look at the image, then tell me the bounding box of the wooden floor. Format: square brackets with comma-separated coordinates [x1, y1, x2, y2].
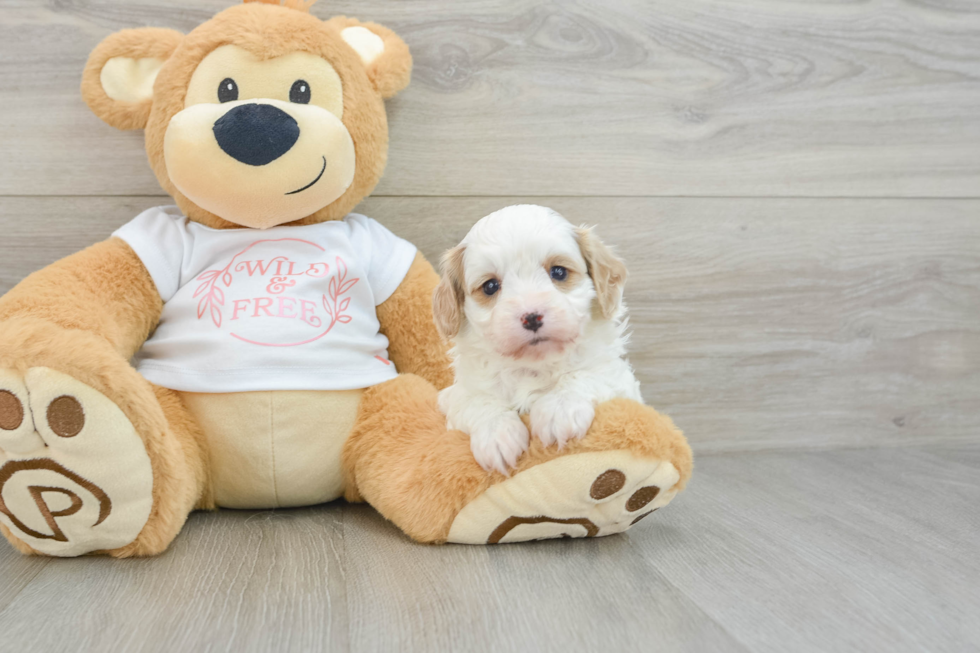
[0, 1, 978, 651]
[2, 445, 978, 652]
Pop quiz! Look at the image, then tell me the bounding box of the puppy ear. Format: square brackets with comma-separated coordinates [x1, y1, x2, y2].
[575, 227, 628, 319]
[328, 17, 412, 99]
[433, 245, 466, 340]
[82, 28, 183, 131]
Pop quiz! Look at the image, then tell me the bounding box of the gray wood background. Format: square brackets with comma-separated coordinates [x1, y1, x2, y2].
[0, 1, 977, 652]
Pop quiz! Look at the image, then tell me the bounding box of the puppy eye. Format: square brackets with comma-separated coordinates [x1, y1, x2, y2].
[550, 266, 568, 282]
[218, 78, 239, 103]
[482, 279, 500, 296]
[290, 80, 311, 104]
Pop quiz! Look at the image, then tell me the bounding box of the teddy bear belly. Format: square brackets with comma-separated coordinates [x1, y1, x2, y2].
[179, 389, 364, 509]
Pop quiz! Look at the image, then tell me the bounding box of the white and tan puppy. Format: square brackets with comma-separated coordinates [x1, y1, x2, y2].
[433, 205, 642, 474]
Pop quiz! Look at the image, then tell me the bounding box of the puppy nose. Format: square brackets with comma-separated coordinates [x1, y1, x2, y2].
[213, 103, 300, 166]
[521, 312, 544, 332]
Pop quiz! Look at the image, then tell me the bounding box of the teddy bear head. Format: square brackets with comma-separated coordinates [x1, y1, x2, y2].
[82, 0, 411, 230]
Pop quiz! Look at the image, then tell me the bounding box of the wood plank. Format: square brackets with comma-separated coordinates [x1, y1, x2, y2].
[0, 537, 50, 614]
[1, 1, 979, 197]
[644, 444, 980, 652]
[339, 444, 980, 652]
[341, 502, 746, 652]
[0, 507, 349, 653]
[1, 445, 975, 652]
[1, 195, 977, 452]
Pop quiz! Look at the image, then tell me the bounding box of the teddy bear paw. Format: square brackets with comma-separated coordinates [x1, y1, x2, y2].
[446, 449, 680, 544]
[0, 367, 153, 556]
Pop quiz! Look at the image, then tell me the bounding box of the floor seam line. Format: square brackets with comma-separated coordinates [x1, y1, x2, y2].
[695, 439, 980, 458]
[2, 194, 980, 200]
[630, 539, 756, 653]
[0, 560, 52, 618]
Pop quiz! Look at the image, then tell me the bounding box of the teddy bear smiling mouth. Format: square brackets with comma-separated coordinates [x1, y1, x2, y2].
[0, 0, 692, 558]
[285, 155, 327, 196]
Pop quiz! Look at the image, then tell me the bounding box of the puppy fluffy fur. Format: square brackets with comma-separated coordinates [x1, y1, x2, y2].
[433, 205, 642, 474]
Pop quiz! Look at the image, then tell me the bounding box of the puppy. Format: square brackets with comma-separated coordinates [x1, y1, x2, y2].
[433, 205, 642, 474]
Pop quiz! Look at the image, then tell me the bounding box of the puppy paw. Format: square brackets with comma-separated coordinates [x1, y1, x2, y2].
[470, 413, 530, 475]
[531, 392, 595, 448]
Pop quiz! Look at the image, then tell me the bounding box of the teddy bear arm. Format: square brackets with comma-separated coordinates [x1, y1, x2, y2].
[0, 237, 162, 358]
[375, 251, 454, 391]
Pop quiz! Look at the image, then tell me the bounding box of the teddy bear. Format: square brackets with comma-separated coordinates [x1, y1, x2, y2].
[0, 0, 692, 557]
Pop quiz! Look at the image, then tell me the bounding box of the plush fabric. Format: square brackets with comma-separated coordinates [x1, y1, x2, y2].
[181, 389, 363, 508]
[376, 253, 455, 391]
[0, 367, 154, 557]
[343, 375, 692, 543]
[0, 0, 692, 557]
[0, 318, 209, 557]
[141, 3, 403, 229]
[328, 17, 413, 99]
[82, 28, 184, 131]
[100, 57, 167, 104]
[0, 238, 162, 358]
[342, 374, 492, 542]
[447, 450, 681, 544]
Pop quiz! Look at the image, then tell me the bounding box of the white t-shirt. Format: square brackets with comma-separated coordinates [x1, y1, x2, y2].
[113, 206, 417, 393]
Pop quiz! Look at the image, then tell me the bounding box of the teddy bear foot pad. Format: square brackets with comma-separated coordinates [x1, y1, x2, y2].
[0, 367, 153, 556]
[447, 450, 680, 544]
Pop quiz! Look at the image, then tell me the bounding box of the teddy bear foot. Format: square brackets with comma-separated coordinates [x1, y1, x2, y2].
[447, 450, 680, 544]
[0, 367, 154, 556]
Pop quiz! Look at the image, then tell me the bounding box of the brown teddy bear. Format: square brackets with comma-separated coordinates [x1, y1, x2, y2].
[0, 0, 691, 557]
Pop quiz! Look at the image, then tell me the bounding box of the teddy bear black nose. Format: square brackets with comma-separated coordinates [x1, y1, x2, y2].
[212, 103, 300, 166]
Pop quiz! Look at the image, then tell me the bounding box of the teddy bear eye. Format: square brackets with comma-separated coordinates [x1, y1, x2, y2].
[550, 266, 568, 282]
[290, 80, 311, 104]
[218, 78, 239, 103]
[482, 279, 500, 296]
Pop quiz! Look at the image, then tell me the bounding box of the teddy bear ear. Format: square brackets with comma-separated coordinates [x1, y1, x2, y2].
[81, 28, 184, 131]
[329, 17, 412, 99]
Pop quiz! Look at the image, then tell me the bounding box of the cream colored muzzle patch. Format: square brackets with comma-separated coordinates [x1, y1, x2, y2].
[165, 99, 356, 229]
